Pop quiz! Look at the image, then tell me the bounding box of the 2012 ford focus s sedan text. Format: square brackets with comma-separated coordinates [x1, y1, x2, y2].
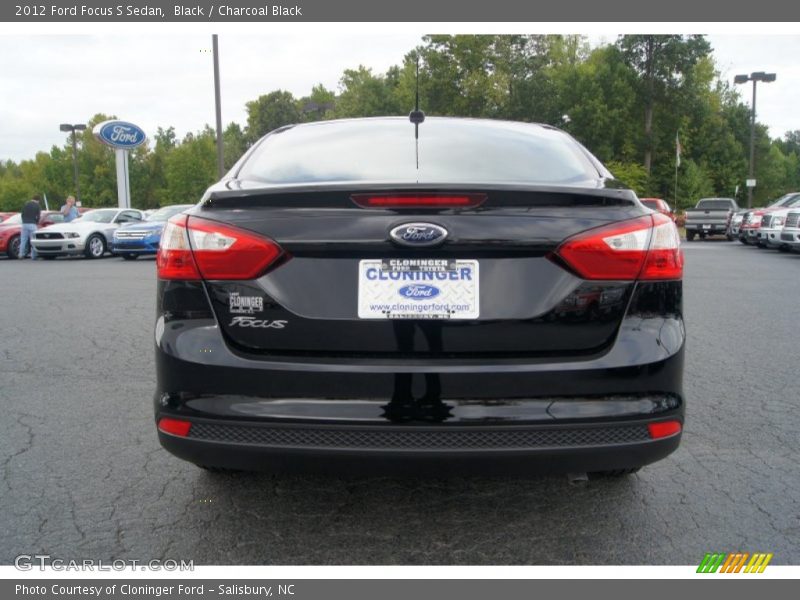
[154, 117, 685, 477]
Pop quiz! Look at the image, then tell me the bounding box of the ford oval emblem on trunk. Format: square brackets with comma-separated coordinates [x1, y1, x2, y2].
[390, 223, 448, 247]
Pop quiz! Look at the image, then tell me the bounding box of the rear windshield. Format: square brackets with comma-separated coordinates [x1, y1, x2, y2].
[696, 199, 735, 210]
[237, 118, 601, 186]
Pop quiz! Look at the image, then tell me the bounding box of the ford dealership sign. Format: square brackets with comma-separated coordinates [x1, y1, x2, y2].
[93, 120, 146, 149]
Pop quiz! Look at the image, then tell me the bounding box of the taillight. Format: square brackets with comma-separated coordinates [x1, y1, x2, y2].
[647, 420, 682, 439]
[157, 215, 200, 280]
[555, 213, 683, 281]
[157, 417, 191, 437]
[351, 193, 486, 209]
[157, 214, 284, 281]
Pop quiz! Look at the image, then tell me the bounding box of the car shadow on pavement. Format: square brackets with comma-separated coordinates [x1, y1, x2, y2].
[173, 467, 657, 565]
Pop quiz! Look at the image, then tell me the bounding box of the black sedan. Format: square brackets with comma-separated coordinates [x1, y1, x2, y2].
[153, 117, 684, 477]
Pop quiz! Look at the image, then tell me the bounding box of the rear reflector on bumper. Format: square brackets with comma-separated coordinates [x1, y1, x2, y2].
[647, 420, 682, 439]
[157, 417, 192, 437]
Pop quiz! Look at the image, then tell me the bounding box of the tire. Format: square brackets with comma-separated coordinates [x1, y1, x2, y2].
[727, 234, 734, 241]
[121, 253, 139, 260]
[739, 237, 749, 245]
[7, 234, 20, 259]
[591, 467, 641, 478]
[84, 234, 106, 259]
[779, 244, 791, 253]
[40, 256, 56, 260]
[686, 231, 695, 241]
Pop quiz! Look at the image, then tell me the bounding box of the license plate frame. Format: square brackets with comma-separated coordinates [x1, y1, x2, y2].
[357, 259, 480, 320]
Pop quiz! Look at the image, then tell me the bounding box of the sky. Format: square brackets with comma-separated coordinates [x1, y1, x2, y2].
[1, 32, 798, 162]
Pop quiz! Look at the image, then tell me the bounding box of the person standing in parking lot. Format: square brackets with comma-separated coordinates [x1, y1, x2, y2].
[19, 194, 41, 259]
[60, 195, 79, 222]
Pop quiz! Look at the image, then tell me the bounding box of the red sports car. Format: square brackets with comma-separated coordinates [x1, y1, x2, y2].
[0, 211, 65, 259]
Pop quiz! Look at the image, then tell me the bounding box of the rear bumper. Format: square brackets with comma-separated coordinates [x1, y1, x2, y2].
[154, 305, 685, 472]
[157, 418, 682, 474]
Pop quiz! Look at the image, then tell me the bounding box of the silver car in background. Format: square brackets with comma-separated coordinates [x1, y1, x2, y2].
[31, 208, 145, 259]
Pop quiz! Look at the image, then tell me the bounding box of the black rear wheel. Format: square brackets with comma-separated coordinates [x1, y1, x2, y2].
[686, 231, 695, 241]
[7, 235, 20, 259]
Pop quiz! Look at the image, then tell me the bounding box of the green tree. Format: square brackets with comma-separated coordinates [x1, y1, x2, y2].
[222, 122, 248, 170]
[334, 66, 403, 118]
[298, 83, 337, 121]
[163, 129, 217, 203]
[605, 161, 650, 196]
[245, 90, 302, 145]
[618, 35, 711, 174]
[677, 159, 715, 209]
[556, 45, 640, 163]
[776, 130, 800, 157]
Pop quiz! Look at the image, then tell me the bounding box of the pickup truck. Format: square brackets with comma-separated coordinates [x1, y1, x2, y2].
[684, 198, 739, 241]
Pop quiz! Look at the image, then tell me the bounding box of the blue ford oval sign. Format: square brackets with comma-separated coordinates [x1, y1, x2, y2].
[398, 284, 441, 300]
[93, 120, 146, 149]
[390, 223, 448, 247]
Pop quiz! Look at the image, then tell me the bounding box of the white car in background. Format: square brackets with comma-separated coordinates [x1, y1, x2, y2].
[759, 208, 794, 251]
[779, 210, 800, 251]
[31, 208, 145, 259]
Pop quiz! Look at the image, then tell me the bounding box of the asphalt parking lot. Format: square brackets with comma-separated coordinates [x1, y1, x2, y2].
[1, 242, 798, 565]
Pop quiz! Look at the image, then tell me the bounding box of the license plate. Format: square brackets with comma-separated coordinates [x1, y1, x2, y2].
[357, 259, 479, 319]
[702, 224, 711, 229]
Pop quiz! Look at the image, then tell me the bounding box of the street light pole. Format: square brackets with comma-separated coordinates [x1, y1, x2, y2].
[734, 72, 776, 209]
[60, 123, 87, 205]
[70, 130, 81, 204]
[212, 34, 224, 179]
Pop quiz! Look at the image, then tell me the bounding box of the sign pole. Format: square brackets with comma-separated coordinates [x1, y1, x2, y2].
[115, 148, 130, 209]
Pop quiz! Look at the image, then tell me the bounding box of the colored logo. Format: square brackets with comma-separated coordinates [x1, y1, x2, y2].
[398, 284, 440, 300]
[93, 120, 147, 149]
[390, 223, 448, 247]
[697, 552, 773, 573]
